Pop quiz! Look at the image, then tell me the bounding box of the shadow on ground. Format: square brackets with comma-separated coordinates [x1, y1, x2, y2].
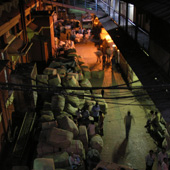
[112, 138, 128, 163]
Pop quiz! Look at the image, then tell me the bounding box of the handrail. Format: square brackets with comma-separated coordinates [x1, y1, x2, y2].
[100, 0, 114, 10]
[12, 112, 36, 159]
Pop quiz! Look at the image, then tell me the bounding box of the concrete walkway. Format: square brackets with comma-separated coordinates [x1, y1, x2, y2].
[75, 39, 158, 170]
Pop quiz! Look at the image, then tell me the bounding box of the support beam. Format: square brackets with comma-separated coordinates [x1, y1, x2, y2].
[118, 1, 121, 25]
[126, 2, 128, 32]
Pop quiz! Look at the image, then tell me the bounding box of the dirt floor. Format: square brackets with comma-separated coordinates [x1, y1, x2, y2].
[75, 38, 158, 170]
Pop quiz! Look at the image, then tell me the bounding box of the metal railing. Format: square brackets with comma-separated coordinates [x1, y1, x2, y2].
[44, 0, 98, 11]
[97, 0, 150, 52]
[12, 112, 36, 161]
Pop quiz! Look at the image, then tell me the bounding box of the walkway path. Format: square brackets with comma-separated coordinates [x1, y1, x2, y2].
[75, 39, 158, 170]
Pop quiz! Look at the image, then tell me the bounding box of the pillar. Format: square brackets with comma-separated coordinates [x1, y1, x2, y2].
[118, 0, 121, 25]
[126, 2, 128, 32]
[135, 9, 138, 42]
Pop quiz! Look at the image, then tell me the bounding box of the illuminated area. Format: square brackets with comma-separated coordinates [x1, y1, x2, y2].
[93, 17, 99, 26]
[128, 3, 134, 22]
[0, 1, 169, 170]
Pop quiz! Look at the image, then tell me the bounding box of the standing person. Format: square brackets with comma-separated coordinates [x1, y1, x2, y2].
[158, 148, 168, 170]
[96, 50, 102, 63]
[83, 28, 87, 43]
[111, 56, 115, 71]
[87, 29, 91, 39]
[83, 28, 86, 38]
[79, 27, 83, 34]
[145, 110, 155, 132]
[67, 32, 71, 40]
[102, 55, 106, 70]
[76, 108, 82, 125]
[76, 108, 82, 117]
[152, 111, 159, 129]
[81, 106, 90, 120]
[98, 111, 105, 136]
[124, 111, 135, 139]
[106, 47, 112, 63]
[88, 117, 96, 139]
[145, 150, 155, 170]
[102, 38, 107, 56]
[101, 89, 104, 98]
[69, 152, 82, 170]
[91, 102, 100, 123]
[161, 157, 169, 170]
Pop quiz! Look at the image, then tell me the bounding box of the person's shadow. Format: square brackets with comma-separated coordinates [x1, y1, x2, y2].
[112, 138, 128, 163]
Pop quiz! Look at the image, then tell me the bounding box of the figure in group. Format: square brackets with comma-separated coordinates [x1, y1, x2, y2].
[91, 102, 100, 123]
[69, 152, 82, 170]
[102, 55, 106, 70]
[145, 150, 155, 170]
[81, 106, 90, 120]
[76, 108, 82, 125]
[106, 47, 112, 63]
[145, 110, 155, 132]
[161, 157, 169, 170]
[158, 147, 168, 170]
[88, 117, 96, 139]
[96, 50, 102, 63]
[98, 111, 105, 136]
[111, 56, 116, 71]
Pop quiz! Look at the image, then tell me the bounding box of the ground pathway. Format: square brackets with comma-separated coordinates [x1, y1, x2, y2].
[75, 39, 158, 170]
